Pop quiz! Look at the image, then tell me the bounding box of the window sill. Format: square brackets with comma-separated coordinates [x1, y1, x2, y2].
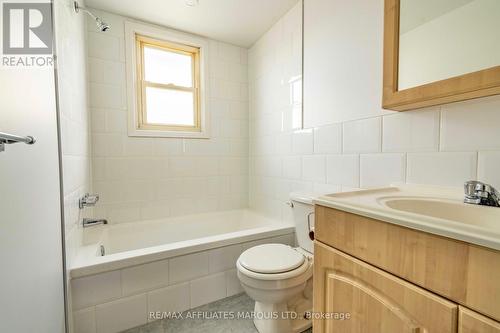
[127, 127, 210, 139]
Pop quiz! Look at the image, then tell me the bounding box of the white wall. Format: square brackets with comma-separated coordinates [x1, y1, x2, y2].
[0, 29, 65, 333]
[54, 0, 92, 331]
[249, 0, 500, 221]
[86, 9, 249, 224]
[248, 2, 303, 219]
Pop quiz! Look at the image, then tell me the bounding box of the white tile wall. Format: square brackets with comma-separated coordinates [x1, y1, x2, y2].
[313, 124, 342, 154]
[478, 151, 500, 189]
[147, 282, 190, 316]
[249, 3, 305, 217]
[282, 156, 302, 179]
[169, 252, 209, 284]
[87, 9, 249, 223]
[360, 154, 406, 188]
[326, 155, 359, 188]
[71, 233, 294, 333]
[249, 3, 500, 221]
[440, 96, 500, 151]
[121, 260, 170, 296]
[73, 307, 96, 333]
[72, 270, 122, 310]
[292, 130, 314, 155]
[54, 2, 91, 330]
[208, 244, 242, 273]
[343, 117, 382, 154]
[95, 294, 147, 333]
[302, 155, 326, 182]
[225, 269, 244, 296]
[407, 152, 477, 187]
[190, 273, 227, 308]
[382, 109, 440, 152]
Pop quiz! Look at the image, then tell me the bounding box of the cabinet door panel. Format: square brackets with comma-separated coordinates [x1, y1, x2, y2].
[459, 306, 500, 333]
[324, 272, 421, 333]
[314, 241, 458, 333]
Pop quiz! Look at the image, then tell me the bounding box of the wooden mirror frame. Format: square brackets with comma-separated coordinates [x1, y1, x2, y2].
[382, 0, 500, 111]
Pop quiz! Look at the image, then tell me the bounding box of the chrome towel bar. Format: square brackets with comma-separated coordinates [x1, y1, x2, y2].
[0, 131, 36, 152]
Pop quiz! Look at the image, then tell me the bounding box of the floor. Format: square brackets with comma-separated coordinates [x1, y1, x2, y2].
[122, 293, 313, 333]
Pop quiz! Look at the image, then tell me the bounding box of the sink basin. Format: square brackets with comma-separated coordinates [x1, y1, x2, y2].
[381, 197, 500, 228]
[314, 185, 500, 251]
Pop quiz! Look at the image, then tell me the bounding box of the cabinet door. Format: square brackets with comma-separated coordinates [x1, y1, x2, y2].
[459, 306, 500, 333]
[313, 241, 458, 333]
[315, 205, 500, 322]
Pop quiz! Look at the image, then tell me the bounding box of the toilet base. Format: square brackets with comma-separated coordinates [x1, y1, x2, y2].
[252, 292, 312, 333]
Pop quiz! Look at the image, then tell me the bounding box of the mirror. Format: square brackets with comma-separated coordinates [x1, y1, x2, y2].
[398, 0, 500, 90]
[382, 0, 500, 111]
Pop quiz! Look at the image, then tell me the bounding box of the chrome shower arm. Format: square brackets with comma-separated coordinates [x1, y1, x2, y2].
[73, 1, 110, 32]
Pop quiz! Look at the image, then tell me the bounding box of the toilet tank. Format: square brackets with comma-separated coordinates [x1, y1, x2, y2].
[290, 192, 315, 254]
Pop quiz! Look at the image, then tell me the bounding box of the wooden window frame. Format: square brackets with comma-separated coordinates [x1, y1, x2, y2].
[136, 34, 201, 132]
[125, 21, 210, 139]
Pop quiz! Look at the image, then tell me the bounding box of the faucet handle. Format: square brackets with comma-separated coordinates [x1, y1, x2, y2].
[464, 180, 490, 196]
[79, 193, 100, 209]
[464, 180, 478, 196]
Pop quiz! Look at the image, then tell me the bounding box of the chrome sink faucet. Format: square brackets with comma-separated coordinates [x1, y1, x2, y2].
[464, 181, 500, 207]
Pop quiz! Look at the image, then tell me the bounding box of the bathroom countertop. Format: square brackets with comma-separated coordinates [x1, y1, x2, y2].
[313, 185, 500, 251]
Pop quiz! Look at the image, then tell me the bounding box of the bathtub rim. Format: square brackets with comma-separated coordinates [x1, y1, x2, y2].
[70, 223, 294, 279]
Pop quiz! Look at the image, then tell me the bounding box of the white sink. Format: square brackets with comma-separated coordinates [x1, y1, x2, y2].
[381, 197, 500, 229]
[314, 185, 500, 251]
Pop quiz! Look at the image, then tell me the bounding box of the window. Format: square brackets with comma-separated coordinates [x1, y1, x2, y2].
[136, 35, 200, 131]
[125, 22, 209, 138]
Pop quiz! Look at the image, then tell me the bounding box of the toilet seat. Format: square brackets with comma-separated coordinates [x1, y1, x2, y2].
[239, 244, 305, 274]
[237, 257, 312, 283]
[237, 244, 312, 283]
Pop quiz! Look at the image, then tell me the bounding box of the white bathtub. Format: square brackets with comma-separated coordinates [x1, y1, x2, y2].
[71, 209, 294, 278]
[70, 209, 295, 332]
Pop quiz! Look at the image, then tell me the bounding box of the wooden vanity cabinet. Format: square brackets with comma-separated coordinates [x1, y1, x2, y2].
[314, 241, 458, 333]
[314, 205, 500, 333]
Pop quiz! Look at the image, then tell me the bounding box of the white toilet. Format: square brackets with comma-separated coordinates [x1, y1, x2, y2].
[237, 193, 314, 333]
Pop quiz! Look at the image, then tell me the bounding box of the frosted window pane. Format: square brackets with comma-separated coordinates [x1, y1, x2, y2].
[144, 46, 193, 87]
[145, 87, 194, 126]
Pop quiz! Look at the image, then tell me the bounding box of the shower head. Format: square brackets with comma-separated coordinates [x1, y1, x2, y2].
[95, 17, 110, 32]
[74, 1, 110, 32]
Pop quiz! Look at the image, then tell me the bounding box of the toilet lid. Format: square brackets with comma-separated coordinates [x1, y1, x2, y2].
[238, 244, 305, 274]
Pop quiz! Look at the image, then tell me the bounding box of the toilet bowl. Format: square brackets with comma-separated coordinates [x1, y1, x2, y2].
[237, 193, 315, 333]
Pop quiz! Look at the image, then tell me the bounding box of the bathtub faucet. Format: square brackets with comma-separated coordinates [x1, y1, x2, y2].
[83, 218, 108, 228]
[79, 193, 100, 209]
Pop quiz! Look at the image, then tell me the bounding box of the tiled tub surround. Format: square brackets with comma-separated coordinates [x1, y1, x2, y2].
[86, 9, 249, 224]
[71, 210, 294, 333]
[54, 0, 92, 331]
[55, 0, 91, 256]
[248, 1, 500, 221]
